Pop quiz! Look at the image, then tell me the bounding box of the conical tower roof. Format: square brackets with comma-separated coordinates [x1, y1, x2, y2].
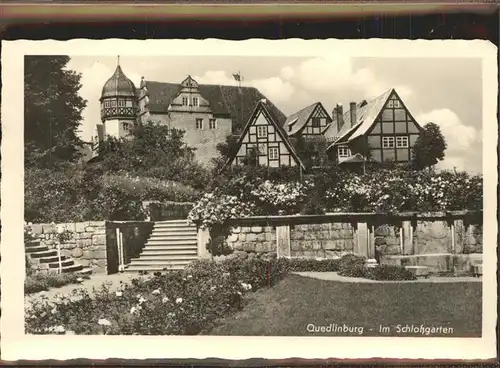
[101, 60, 136, 99]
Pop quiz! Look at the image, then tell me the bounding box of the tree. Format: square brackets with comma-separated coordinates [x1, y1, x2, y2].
[96, 121, 210, 189]
[411, 122, 447, 170]
[210, 134, 240, 172]
[24, 56, 87, 168]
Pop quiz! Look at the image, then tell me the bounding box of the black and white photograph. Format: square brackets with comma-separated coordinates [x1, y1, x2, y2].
[1, 39, 497, 360]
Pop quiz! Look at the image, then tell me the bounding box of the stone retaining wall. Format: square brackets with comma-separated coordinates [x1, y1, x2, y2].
[28, 221, 107, 273]
[217, 211, 483, 260]
[27, 221, 154, 274]
[290, 223, 354, 258]
[226, 225, 276, 253]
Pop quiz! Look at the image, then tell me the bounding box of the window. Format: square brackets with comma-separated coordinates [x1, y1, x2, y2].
[192, 97, 199, 107]
[396, 136, 409, 148]
[122, 122, 131, 131]
[104, 101, 110, 108]
[311, 117, 321, 127]
[196, 118, 203, 130]
[382, 136, 395, 148]
[269, 147, 279, 160]
[393, 100, 400, 108]
[338, 145, 350, 158]
[209, 119, 217, 129]
[182, 96, 189, 106]
[111, 100, 117, 107]
[118, 100, 126, 107]
[257, 126, 268, 138]
[387, 100, 394, 108]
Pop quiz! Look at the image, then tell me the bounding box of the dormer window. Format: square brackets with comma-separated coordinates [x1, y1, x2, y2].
[182, 97, 189, 106]
[311, 117, 321, 127]
[193, 97, 199, 107]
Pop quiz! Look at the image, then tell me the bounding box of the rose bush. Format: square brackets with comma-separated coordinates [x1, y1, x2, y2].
[25, 256, 292, 335]
[189, 167, 483, 230]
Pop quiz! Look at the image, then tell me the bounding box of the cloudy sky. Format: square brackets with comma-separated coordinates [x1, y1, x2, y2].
[67, 55, 482, 174]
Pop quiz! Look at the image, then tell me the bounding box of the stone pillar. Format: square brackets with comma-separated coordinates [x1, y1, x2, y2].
[276, 224, 291, 258]
[401, 220, 413, 255]
[355, 221, 369, 258]
[451, 218, 464, 254]
[197, 227, 211, 259]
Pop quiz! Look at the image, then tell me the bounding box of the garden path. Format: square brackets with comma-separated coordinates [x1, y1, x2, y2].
[293, 272, 482, 283]
[25, 272, 147, 307]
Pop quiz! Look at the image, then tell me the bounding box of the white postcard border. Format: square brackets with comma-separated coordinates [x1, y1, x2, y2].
[1, 38, 497, 360]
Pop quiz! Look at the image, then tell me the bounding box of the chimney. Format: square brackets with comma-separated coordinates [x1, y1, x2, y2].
[350, 102, 357, 127]
[335, 103, 344, 132]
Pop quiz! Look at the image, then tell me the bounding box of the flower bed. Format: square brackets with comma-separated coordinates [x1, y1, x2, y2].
[25, 254, 417, 335]
[188, 167, 483, 230]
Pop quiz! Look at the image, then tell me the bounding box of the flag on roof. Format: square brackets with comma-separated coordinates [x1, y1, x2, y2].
[233, 72, 242, 82]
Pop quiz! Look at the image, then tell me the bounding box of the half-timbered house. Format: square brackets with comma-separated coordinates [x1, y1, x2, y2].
[326, 88, 423, 165]
[225, 100, 305, 169]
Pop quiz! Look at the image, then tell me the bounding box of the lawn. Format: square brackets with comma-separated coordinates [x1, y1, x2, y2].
[207, 274, 482, 337]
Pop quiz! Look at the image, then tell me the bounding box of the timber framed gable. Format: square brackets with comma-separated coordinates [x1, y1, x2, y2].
[226, 101, 305, 169]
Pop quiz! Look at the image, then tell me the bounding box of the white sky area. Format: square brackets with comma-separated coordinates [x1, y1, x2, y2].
[67, 55, 483, 174]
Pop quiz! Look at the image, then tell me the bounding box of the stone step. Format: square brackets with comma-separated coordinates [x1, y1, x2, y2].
[25, 240, 41, 247]
[151, 228, 196, 234]
[77, 267, 93, 276]
[141, 249, 198, 256]
[25, 245, 49, 253]
[38, 255, 68, 264]
[153, 224, 196, 230]
[48, 259, 75, 268]
[146, 239, 197, 247]
[148, 235, 197, 242]
[124, 264, 187, 272]
[130, 255, 198, 262]
[29, 249, 58, 258]
[404, 265, 430, 278]
[142, 244, 197, 251]
[154, 219, 191, 226]
[60, 263, 84, 273]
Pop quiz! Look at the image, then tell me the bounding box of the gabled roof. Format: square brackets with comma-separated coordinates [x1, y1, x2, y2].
[224, 100, 305, 170]
[141, 80, 287, 134]
[285, 102, 318, 136]
[327, 88, 394, 149]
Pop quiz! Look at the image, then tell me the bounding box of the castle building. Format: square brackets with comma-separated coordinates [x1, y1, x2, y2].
[92, 59, 285, 165]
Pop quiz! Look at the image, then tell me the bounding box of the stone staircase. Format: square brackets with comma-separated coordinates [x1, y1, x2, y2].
[124, 219, 198, 273]
[25, 239, 92, 275]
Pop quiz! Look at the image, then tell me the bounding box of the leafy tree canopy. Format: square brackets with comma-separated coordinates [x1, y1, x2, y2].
[24, 56, 87, 168]
[411, 122, 447, 170]
[95, 122, 210, 189]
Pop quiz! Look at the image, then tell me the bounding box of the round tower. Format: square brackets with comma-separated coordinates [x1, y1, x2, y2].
[100, 56, 138, 139]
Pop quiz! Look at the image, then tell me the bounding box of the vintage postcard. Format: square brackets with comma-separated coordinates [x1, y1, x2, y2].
[1, 38, 497, 360]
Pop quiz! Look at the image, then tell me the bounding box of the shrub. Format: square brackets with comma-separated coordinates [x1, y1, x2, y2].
[365, 265, 416, 281]
[25, 272, 86, 295]
[337, 254, 367, 278]
[25, 257, 289, 335]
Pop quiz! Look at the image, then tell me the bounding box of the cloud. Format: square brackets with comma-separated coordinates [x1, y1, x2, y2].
[194, 70, 295, 104]
[416, 108, 478, 171]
